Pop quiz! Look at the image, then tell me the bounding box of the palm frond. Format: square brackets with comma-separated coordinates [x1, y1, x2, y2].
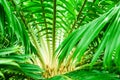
[56, 1, 120, 70]
[0, 0, 44, 79]
[0, 46, 44, 79]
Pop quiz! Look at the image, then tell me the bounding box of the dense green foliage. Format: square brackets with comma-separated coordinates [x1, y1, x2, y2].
[48, 70, 119, 80]
[0, 0, 120, 79]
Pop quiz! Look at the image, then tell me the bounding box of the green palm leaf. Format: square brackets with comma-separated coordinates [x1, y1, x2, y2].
[56, 1, 120, 70]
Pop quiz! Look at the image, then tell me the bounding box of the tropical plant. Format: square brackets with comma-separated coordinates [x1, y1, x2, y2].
[0, 0, 120, 79]
[0, 0, 43, 79]
[48, 70, 119, 80]
[0, 46, 43, 79]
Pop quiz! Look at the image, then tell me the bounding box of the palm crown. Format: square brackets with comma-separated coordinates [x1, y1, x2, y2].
[0, 0, 120, 79]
